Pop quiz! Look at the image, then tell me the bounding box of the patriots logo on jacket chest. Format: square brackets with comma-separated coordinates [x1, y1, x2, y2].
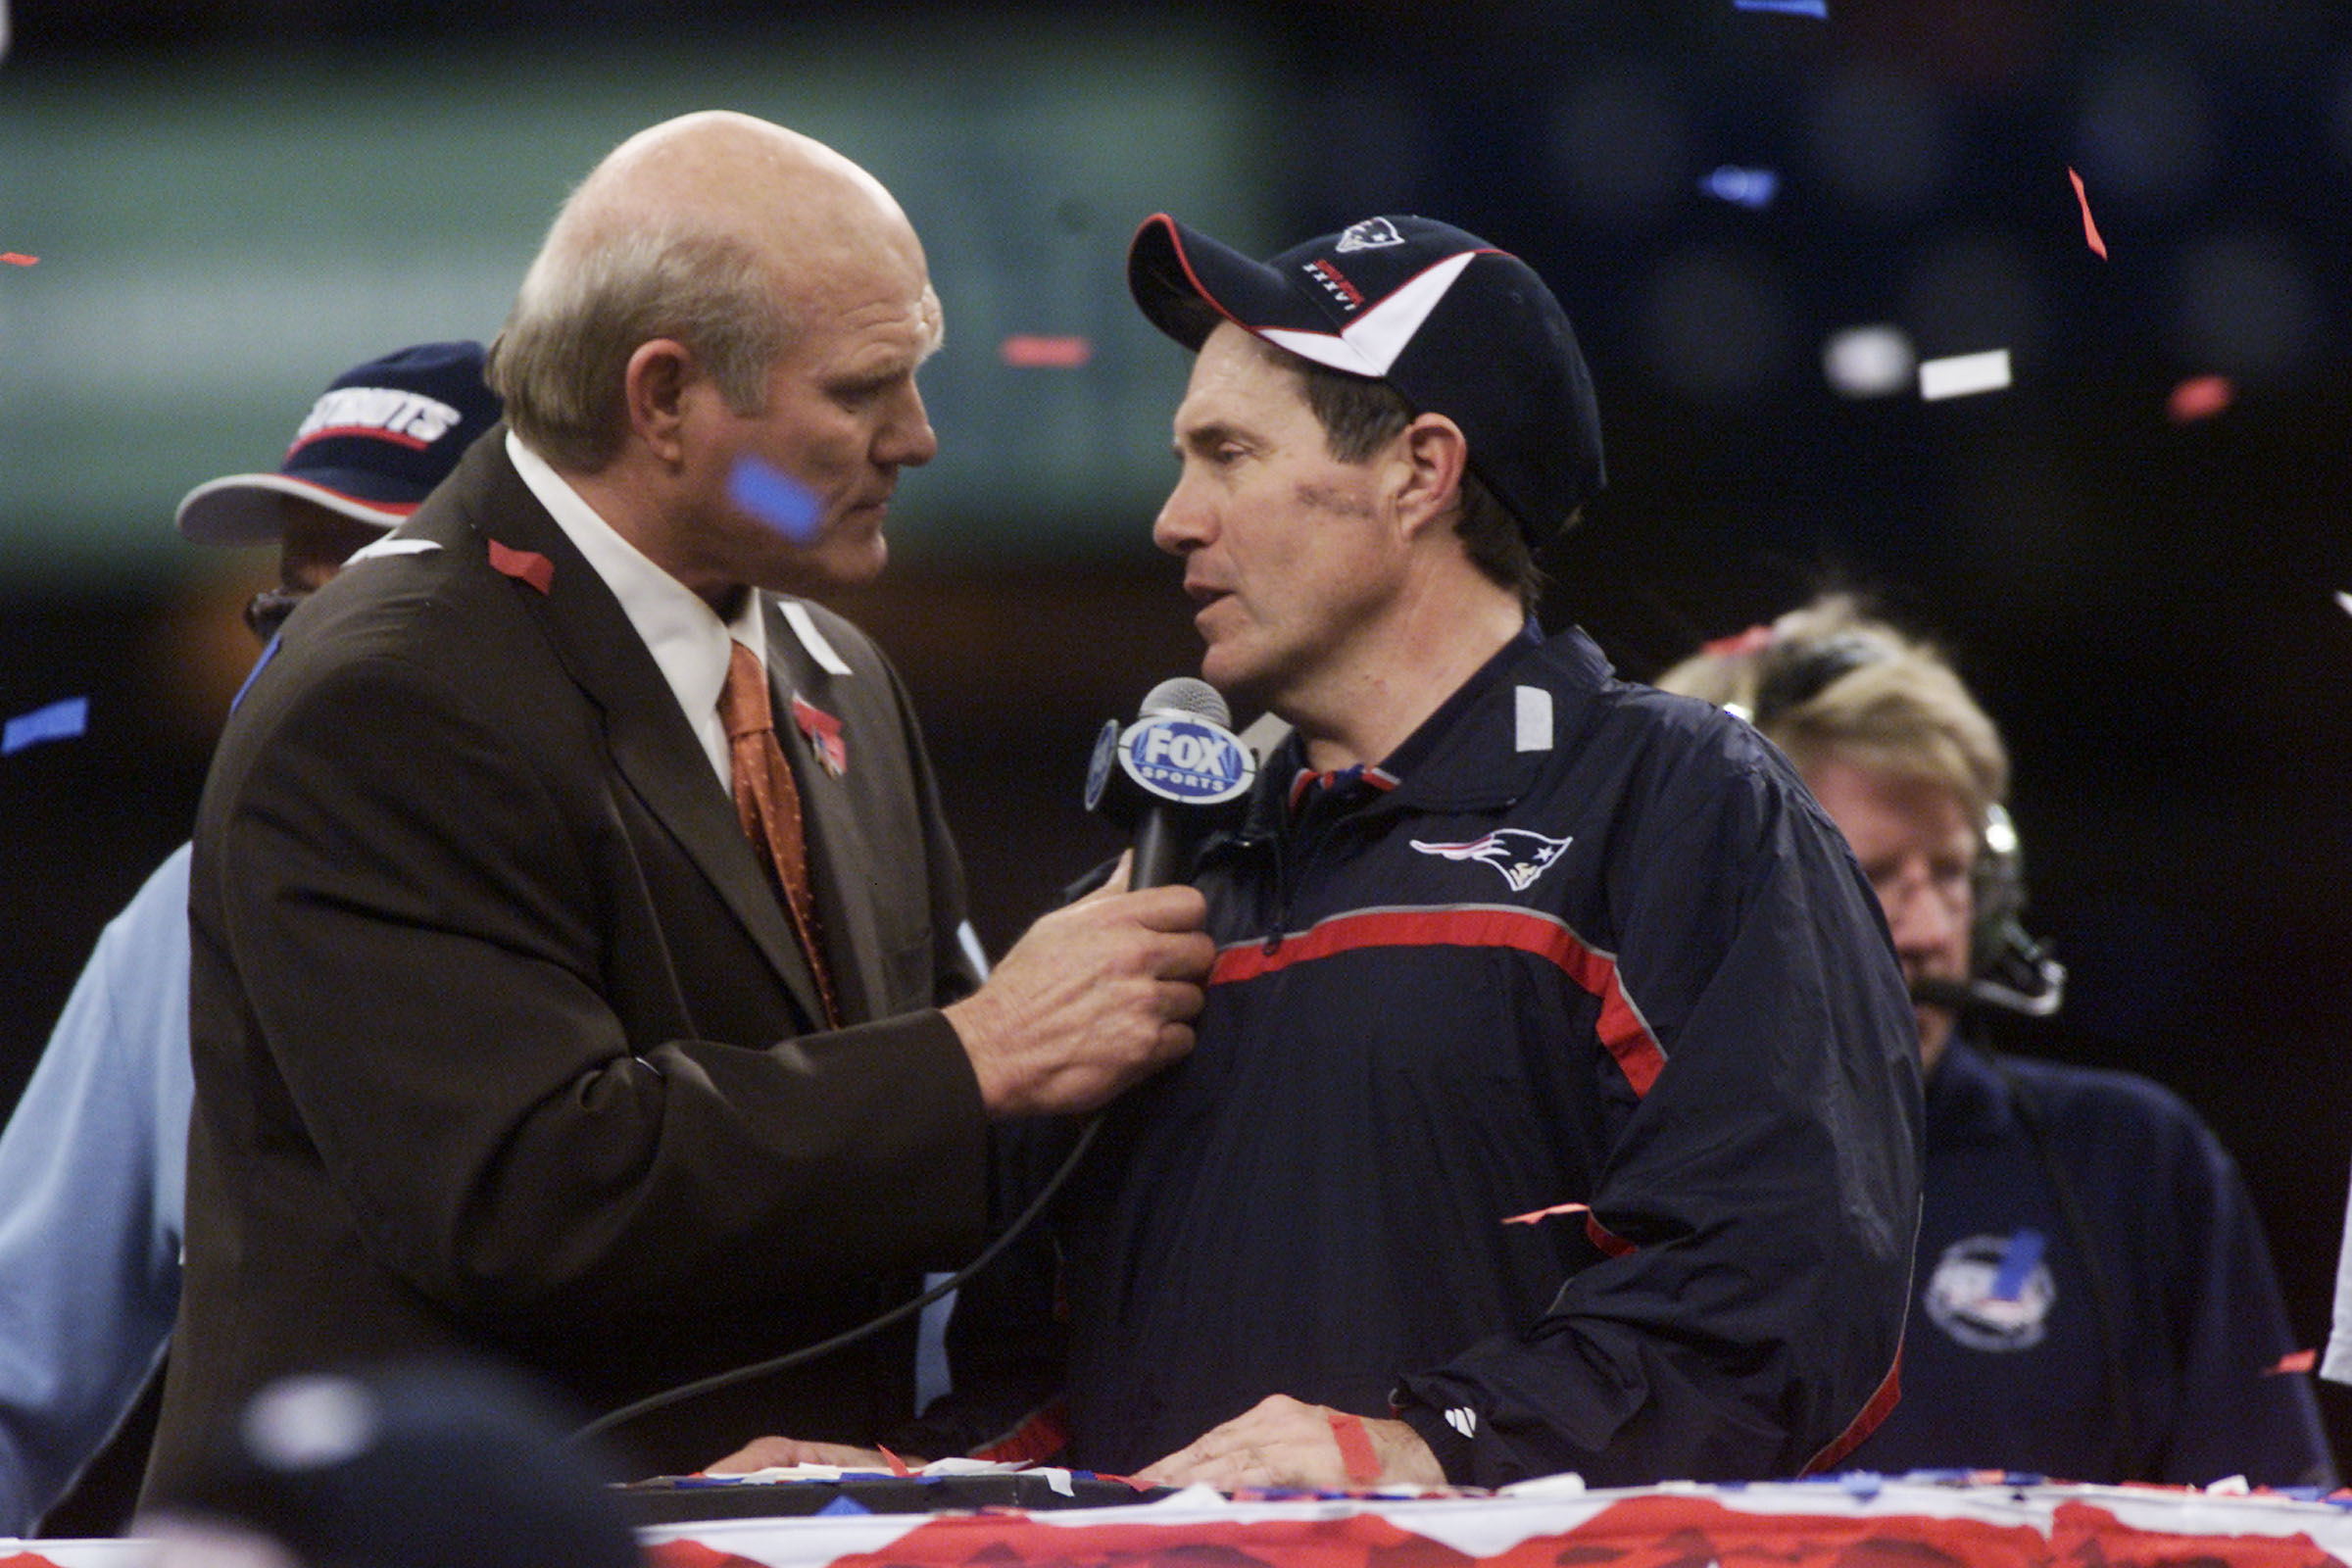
[1408, 828, 1575, 892]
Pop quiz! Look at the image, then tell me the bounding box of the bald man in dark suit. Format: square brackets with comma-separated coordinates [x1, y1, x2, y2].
[144, 111, 1211, 1500]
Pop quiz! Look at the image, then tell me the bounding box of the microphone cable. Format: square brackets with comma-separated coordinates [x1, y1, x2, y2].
[576, 672, 1236, 1451]
[568, 1112, 1100, 1449]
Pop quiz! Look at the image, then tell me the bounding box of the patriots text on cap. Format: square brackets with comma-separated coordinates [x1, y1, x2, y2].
[174, 340, 503, 546]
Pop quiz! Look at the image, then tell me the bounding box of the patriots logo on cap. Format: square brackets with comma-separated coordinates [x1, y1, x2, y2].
[1335, 218, 1407, 253]
[1409, 828, 1574, 892]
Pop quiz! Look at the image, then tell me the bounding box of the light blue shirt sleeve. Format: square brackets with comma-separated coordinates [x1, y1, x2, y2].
[0, 845, 193, 1536]
[2325, 1166, 2352, 1386]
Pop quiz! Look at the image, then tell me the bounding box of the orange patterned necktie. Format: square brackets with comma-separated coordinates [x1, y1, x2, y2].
[721, 641, 841, 1027]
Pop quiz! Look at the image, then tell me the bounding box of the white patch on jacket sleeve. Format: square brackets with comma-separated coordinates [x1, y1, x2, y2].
[1515, 685, 1553, 753]
[344, 536, 441, 564]
[1446, 1406, 1478, 1439]
[783, 600, 853, 675]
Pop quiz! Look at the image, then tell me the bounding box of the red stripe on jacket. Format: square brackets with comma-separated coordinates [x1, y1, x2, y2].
[1207, 905, 1665, 1097]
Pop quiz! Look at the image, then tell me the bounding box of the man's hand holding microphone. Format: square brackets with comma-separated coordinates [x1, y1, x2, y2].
[943, 677, 1253, 1119]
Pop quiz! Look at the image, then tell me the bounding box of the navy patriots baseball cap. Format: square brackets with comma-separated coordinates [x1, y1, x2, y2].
[175, 340, 500, 544]
[1128, 213, 1604, 544]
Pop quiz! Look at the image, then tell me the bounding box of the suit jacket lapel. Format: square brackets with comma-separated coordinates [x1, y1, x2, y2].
[421, 432, 831, 1030]
[760, 597, 883, 1026]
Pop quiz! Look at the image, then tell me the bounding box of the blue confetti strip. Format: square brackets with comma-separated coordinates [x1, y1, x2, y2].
[1733, 0, 1829, 14]
[1987, 1227, 2045, 1301]
[728, 455, 822, 543]
[1702, 166, 1768, 208]
[1700, 166, 1781, 209]
[229, 633, 281, 714]
[3, 695, 89, 756]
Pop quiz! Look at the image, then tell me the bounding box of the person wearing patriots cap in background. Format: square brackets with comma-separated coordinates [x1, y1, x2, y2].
[175, 341, 504, 638]
[719, 214, 1920, 1490]
[0, 342, 501, 1538]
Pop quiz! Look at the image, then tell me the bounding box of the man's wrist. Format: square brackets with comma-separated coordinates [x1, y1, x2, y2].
[1392, 1395, 1477, 1485]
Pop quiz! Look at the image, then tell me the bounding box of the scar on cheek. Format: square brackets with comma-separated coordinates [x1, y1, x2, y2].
[1291, 479, 1377, 517]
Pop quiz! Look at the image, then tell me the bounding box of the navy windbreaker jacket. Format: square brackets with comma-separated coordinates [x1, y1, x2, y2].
[918, 625, 1921, 1487]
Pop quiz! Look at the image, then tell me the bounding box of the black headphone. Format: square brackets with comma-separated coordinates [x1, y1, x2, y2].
[1746, 632, 2065, 1020]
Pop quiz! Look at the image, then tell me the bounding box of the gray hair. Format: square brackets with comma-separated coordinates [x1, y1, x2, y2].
[485, 218, 794, 472]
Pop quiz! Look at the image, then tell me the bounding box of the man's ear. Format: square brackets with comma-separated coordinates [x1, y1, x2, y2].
[622, 338, 699, 466]
[1390, 412, 1470, 541]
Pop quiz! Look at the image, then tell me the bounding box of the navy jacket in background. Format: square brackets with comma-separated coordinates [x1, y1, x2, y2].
[1847, 1036, 2334, 1488]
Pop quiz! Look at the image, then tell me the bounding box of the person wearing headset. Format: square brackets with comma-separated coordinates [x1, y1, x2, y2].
[1655, 594, 2333, 1487]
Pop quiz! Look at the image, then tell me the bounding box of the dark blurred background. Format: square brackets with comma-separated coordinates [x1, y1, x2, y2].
[5, 0, 2350, 1528]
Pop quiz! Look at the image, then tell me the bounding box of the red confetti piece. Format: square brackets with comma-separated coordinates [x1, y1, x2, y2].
[485, 538, 555, 594]
[2264, 1348, 2317, 1376]
[0, 253, 36, 267]
[2167, 374, 2234, 423]
[1327, 1410, 1383, 1485]
[1502, 1200, 1592, 1226]
[2068, 169, 2107, 260]
[1000, 334, 1094, 369]
[1701, 624, 1774, 659]
[876, 1444, 915, 1477]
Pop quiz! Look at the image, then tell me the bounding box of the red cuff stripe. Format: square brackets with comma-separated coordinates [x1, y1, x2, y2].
[1800, 1346, 1903, 1475]
[969, 1398, 1071, 1466]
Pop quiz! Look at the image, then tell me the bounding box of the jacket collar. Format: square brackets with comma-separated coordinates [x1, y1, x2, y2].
[413, 426, 836, 1031]
[1235, 621, 1615, 840]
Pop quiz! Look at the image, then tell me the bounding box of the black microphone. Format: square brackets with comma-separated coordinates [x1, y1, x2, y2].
[1086, 677, 1255, 889]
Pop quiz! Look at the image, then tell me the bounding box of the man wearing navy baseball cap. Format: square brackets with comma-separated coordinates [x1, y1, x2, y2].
[1074, 212, 1919, 1489]
[829, 214, 1921, 1492]
[1099, 212, 1919, 1489]
[0, 343, 499, 1538]
[176, 341, 503, 643]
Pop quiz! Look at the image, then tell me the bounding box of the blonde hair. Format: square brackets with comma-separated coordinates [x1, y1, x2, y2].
[1654, 593, 2008, 824]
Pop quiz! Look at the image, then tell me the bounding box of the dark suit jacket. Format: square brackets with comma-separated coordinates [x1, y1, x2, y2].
[146, 429, 990, 1499]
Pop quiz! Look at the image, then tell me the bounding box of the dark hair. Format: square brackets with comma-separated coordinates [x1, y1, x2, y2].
[1281, 346, 1544, 611]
